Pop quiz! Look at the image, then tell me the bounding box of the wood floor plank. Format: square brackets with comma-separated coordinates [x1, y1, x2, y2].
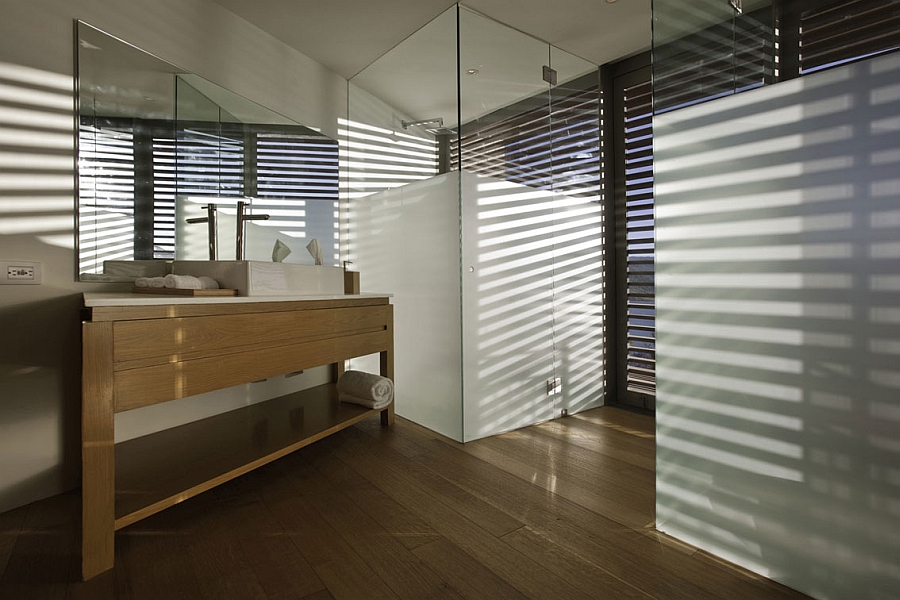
[350, 415, 442, 459]
[0, 492, 76, 600]
[116, 525, 203, 600]
[280, 455, 465, 600]
[340, 427, 525, 538]
[529, 415, 656, 471]
[411, 537, 530, 600]
[334, 440, 597, 600]
[299, 440, 444, 550]
[418, 422, 809, 600]
[255, 462, 401, 600]
[457, 430, 654, 529]
[500, 526, 654, 600]
[223, 492, 327, 599]
[0, 503, 27, 581]
[297, 590, 336, 600]
[573, 407, 656, 436]
[181, 495, 270, 600]
[416, 436, 762, 600]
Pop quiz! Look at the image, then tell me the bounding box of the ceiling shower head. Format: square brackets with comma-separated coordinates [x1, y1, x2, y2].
[400, 117, 455, 135]
[401, 117, 443, 129]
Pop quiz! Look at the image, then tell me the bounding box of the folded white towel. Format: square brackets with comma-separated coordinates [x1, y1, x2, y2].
[337, 370, 394, 404]
[339, 392, 392, 410]
[164, 274, 202, 289]
[136, 276, 166, 288]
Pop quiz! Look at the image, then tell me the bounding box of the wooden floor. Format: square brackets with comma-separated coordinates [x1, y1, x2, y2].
[0, 406, 812, 600]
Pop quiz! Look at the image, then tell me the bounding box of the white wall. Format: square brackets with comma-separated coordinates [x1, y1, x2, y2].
[654, 53, 900, 600]
[0, 0, 347, 513]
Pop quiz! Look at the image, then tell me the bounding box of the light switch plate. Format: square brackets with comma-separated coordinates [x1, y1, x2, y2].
[1, 260, 42, 285]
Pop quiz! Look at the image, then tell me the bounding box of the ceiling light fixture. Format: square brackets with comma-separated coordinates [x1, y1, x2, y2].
[466, 68, 479, 75]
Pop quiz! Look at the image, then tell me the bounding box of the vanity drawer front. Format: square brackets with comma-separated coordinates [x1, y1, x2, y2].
[112, 305, 390, 368]
[113, 327, 390, 412]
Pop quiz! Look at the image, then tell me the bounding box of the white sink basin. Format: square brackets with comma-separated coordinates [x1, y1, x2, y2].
[172, 261, 344, 296]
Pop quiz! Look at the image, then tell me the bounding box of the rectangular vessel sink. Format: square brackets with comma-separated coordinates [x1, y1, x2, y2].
[172, 261, 344, 296]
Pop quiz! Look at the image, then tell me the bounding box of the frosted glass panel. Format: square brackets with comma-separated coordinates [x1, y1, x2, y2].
[654, 53, 900, 600]
[349, 173, 463, 441]
[461, 172, 557, 440]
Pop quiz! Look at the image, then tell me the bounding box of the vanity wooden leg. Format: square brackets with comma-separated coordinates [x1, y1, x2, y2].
[380, 304, 394, 427]
[332, 360, 346, 383]
[380, 403, 395, 426]
[81, 321, 116, 580]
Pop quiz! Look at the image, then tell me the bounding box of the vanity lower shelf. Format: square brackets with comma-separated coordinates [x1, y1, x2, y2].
[115, 383, 379, 529]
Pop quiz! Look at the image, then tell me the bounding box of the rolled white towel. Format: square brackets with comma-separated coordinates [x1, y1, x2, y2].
[135, 276, 168, 287]
[164, 274, 202, 290]
[137, 276, 166, 288]
[198, 276, 220, 290]
[339, 392, 392, 410]
[337, 370, 393, 404]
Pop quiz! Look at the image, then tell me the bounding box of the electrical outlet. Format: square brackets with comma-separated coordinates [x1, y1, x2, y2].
[547, 377, 562, 396]
[1, 260, 42, 285]
[8, 266, 34, 279]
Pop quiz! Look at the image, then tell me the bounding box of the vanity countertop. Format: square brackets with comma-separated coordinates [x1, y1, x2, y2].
[83, 292, 392, 307]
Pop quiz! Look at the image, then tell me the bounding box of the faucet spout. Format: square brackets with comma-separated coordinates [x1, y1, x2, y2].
[235, 200, 270, 260]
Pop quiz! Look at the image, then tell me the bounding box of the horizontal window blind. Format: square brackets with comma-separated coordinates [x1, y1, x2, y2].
[621, 76, 656, 398]
[653, 6, 774, 113]
[451, 84, 601, 201]
[800, 0, 900, 73]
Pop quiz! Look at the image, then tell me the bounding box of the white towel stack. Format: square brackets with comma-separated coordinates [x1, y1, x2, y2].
[163, 274, 220, 290]
[336, 370, 394, 410]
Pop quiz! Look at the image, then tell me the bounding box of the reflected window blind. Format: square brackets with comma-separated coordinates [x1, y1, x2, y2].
[78, 120, 136, 272]
[452, 85, 601, 201]
[151, 132, 176, 258]
[256, 132, 339, 201]
[653, 7, 773, 113]
[254, 131, 340, 241]
[155, 126, 244, 259]
[800, 0, 900, 74]
[622, 77, 656, 398]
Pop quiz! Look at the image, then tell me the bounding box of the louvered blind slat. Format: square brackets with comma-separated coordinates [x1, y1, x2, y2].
[800, 0, 900, 73]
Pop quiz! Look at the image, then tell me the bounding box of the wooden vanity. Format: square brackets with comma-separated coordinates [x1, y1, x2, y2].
[80, 293, 394, 580]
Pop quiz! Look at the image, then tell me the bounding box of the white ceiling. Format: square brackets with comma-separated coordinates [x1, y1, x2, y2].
[209, 0, 651, 80]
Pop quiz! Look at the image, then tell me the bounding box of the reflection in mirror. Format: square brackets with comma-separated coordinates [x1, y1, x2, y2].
[76, 22, 340, 281]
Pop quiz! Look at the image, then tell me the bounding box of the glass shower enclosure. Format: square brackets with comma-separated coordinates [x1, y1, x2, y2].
[345, 4, 605, 442]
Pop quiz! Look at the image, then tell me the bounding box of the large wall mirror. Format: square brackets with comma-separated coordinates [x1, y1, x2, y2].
[76, 21, 340, 281]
